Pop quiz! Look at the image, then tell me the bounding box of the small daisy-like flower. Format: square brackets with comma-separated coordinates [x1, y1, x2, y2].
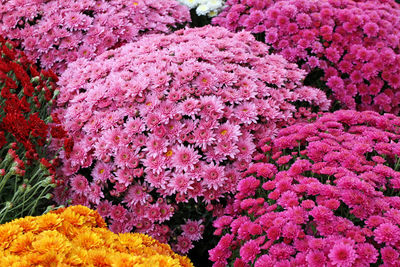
[215, 122, 242, 142]
[178, 98, 200, 119]
[70, 174, 89, 194]
[91, 161, 113, 185]
[193, 126, 216, 150]
[169, 172, 194, 195]
[199, 95, 224, 118]
[234, 102, 258, 124]
[143, 135, 168, 158]
[96, 200, 112, 218]
[171, 145, 200, 172]
[123, 183, 151, 208]
[215, 140, 239, 159]
[142, 154, 166, 174]
[181, 219, 204, 241]
[175, 235, 194, 255]
[146, 205, 161, 223]
[202, 163, 226, 190]
[110, 204, 127, 222]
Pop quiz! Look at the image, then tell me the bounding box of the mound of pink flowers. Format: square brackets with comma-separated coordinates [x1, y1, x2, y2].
[0, 0, 190, 74]
[213, 0, 400, 114]
[53, 26, 329, 253]
[211, 110, 400, 266]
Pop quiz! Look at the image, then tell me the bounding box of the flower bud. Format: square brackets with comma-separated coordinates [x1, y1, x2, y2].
[30, 76, 40, 85]
[44, 193, 53, 200]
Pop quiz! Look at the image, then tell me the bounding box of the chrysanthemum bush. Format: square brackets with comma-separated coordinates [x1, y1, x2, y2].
[178, 0, 225, 17]
[53, 26, 329, 253]
[211, 110, 400, 266]
[0, 205, 193, 266]
[213, 0, 400, 114]
[0, 0, 190, 74]
[0, 37, 66, 223]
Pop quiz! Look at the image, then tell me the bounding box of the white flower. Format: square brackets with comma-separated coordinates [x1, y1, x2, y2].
[178, 0, 200, 9]
[178, 0, 225, 17]
[196, 4, 210, 16]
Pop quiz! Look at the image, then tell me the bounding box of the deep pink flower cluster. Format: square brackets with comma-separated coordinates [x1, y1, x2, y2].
[212, 0, 279, 33]
[53, 26, 329, 253]
[213, 0, 400, 114]
[211, 110, 400, 266]
[0, 0, 190, 74]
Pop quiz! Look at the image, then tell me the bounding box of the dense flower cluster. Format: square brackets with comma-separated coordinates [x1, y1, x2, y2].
[0, 37, 65, 223]
[54, 25, 329, 253]
[212, 0, 279, 33]
[0, 205, 193, 266]
[0, 0, 190, 73]
[211, 110, 400, 266]
[178, 0, 225, 17]
[213, 0, 400, 114]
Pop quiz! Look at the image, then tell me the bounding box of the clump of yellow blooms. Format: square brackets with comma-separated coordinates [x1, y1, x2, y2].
[0, 205, 193, 267]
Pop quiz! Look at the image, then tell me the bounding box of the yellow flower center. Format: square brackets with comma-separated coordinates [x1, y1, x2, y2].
[220, 130, 227, 135]
[99, 169, 105, 174]
[165, 150, 173, 157]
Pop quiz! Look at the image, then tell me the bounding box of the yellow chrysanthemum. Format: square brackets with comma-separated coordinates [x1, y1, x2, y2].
[73, 228, 104, 250]
[8, 232, 35, 255]
[28, 250, 66, 266]
[0, 206, 193, 267]
[14, 216, 39, 233]
[87, 248, 113, 267]
[34, 212, 63, 231]
[117, 232, 144, 252]
[31, 230, 71, 254]
[0, 254, 25, 266]
[58, 221, 82, 239]
[110, 254, 147, 267]
[60, 208, 87, 227]
[176, 255, 194, 267]
[0, 223, 23, 250]
[64, 246, 88, 266]
[146, 255, 185, 267]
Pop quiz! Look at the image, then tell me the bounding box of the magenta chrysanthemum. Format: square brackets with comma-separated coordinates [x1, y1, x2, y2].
[210, 110, 400, 266]
[328, 241, 357, 267]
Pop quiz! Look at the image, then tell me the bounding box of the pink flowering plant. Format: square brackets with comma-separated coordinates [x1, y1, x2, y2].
[210, 110, 400, 266]
[213, 0, 400, 114]
[0, 0, 190, 74]
[53, 26, 329, 254]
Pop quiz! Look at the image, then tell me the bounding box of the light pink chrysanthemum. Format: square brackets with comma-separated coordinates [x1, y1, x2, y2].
[91, 161, 113, 185]
[171, 145, 200, 172]
[123, 183, 151, 208]
[202, 163, 226, 190]
[169, 172, 194, 195]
